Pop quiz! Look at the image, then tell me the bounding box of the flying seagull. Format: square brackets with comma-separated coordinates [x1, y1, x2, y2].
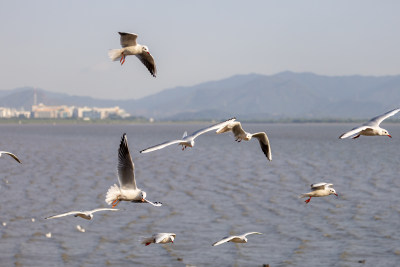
[212, 232, 263, 246]
[0, 151, 21, 163]
[142, 233, 176, 246]
[339, 108, 400, 139]
[105, 133, 162, 208]
[140, 118, 236, 153]
[45, 208, 119, 220]
[108, 32, 157, 77]
[216, 121, 272, 161]
[299, 183, 338, 203]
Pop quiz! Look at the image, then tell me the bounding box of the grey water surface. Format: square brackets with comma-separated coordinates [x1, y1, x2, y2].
[0, 123, 399, 267]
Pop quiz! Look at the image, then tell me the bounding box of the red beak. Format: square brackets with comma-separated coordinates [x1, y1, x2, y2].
[335, 193, 338, 197]
[141, 198, 145, 202]
[388, 134, 392, 138]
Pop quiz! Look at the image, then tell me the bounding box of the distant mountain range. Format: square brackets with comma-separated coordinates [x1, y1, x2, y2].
[2, 71, 400, 121]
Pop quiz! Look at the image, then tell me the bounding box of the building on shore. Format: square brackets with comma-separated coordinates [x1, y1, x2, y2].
[0, 104, 130, 120]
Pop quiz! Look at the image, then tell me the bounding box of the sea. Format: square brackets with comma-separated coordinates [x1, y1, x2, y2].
[0, 122, 399, 267]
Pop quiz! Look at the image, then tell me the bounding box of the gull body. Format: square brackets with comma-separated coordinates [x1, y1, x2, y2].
[216, 121, 272, 161]
[45, 208, 119, 220]
[300, 183, 338, 203]
[212, 232, 263, 246]
[108, 32, 156, 77]
[140, 118, 236, 153]
[339, 108, 400, 139]
[142, 233, 176, 246]
[105, 134, 162, 208]
[0, 151, 21, 163]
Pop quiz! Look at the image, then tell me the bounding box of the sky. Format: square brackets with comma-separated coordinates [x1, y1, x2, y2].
[1, 0, 400, 100]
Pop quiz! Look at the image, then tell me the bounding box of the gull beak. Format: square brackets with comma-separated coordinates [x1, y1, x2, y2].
[335, 193, 338, 197]
[141, 198, 145, 202]
[388, 134, 392, 138]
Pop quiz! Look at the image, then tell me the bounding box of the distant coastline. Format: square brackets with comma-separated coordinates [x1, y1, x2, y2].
[0, 117, 399, 125]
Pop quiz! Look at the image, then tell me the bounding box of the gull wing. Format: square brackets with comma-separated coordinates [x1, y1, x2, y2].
[365, 108, 400, 127]
[118, 134, 136, 189]
[190, 118, 236, 139]
[136, 52, 157, 77]
[89, 208, 119, 214]
[118, 32, 138, 47]
[339, 125, 370, 139]
[251, 132, 272, 161]
[143, 199, 162, 206]
[216, 121, 243, 135]
[311, 183, 328, 191]
[140, 139, 184, 153]
[0, 151, 21, 163]
[242, 232, 263, 237]
[212, 235, 236, 246]
[45, 211, 81, 219]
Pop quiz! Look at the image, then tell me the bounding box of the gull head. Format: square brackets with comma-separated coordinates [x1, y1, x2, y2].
[141, 191, 147, 202]
[142, 45, 150, 54]
[381, 129, 391, 138]
[169, 235, 175, 243]
[245, 133, 252, 141]
[189, 140, 195, 147]
[329, 188, 338, 197]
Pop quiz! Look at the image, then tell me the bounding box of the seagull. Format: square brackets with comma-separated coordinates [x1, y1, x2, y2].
[45, 208, 119, 220]
[299, 183, 338, 203]
[216, 121, 272, 161]
[0, 151, 21, 163]
[339, 108, 400, 139]
[142, 233, 176, 246]
[140, 118, 236, 153]
[212, 232, 263, 246]
[105, 133, 162, 208]
[108, 32, 157, 77]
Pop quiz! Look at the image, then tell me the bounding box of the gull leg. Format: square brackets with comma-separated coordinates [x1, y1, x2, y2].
[145, 242, 151, 246]
[112, 198, 120, 208]
[120, 54, 125, 65]
[305, 197, 311, 203]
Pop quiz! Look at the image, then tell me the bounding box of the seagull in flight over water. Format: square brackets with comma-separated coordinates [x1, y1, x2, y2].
[212, 232, 263, 246]
[108, 32, 157, 77]
[339, 108, 400, 139]
[140, 118, 236, 153]
[45, 208, 119, 220]
[216, 121, 272, 161]
[299, 183, 338, 203]
[105, 133, 162, 208]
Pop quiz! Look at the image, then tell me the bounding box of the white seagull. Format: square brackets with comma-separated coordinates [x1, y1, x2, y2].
[216, 121, 272, 161]
[299, 183, 338, 203]
[105, 133, 162, 208]
[0, 151, 21, 163]
[212, 232, 263, 246]
[339, 108, 400, 139]
[45, 208, 119, 220]
[140, 118, 236, 153]
[108, 32, 157, 77]
[142, 233, 176, 246]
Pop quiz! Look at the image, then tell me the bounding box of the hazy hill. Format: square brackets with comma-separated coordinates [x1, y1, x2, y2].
[1, 72, 400, 120]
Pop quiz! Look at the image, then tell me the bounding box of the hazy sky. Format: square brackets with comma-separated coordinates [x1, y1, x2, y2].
[1, 0, 400, 100]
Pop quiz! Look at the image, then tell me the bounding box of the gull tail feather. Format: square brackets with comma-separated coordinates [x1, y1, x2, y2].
[108, 49, 123, 61]
[105, 184, 121, 205]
